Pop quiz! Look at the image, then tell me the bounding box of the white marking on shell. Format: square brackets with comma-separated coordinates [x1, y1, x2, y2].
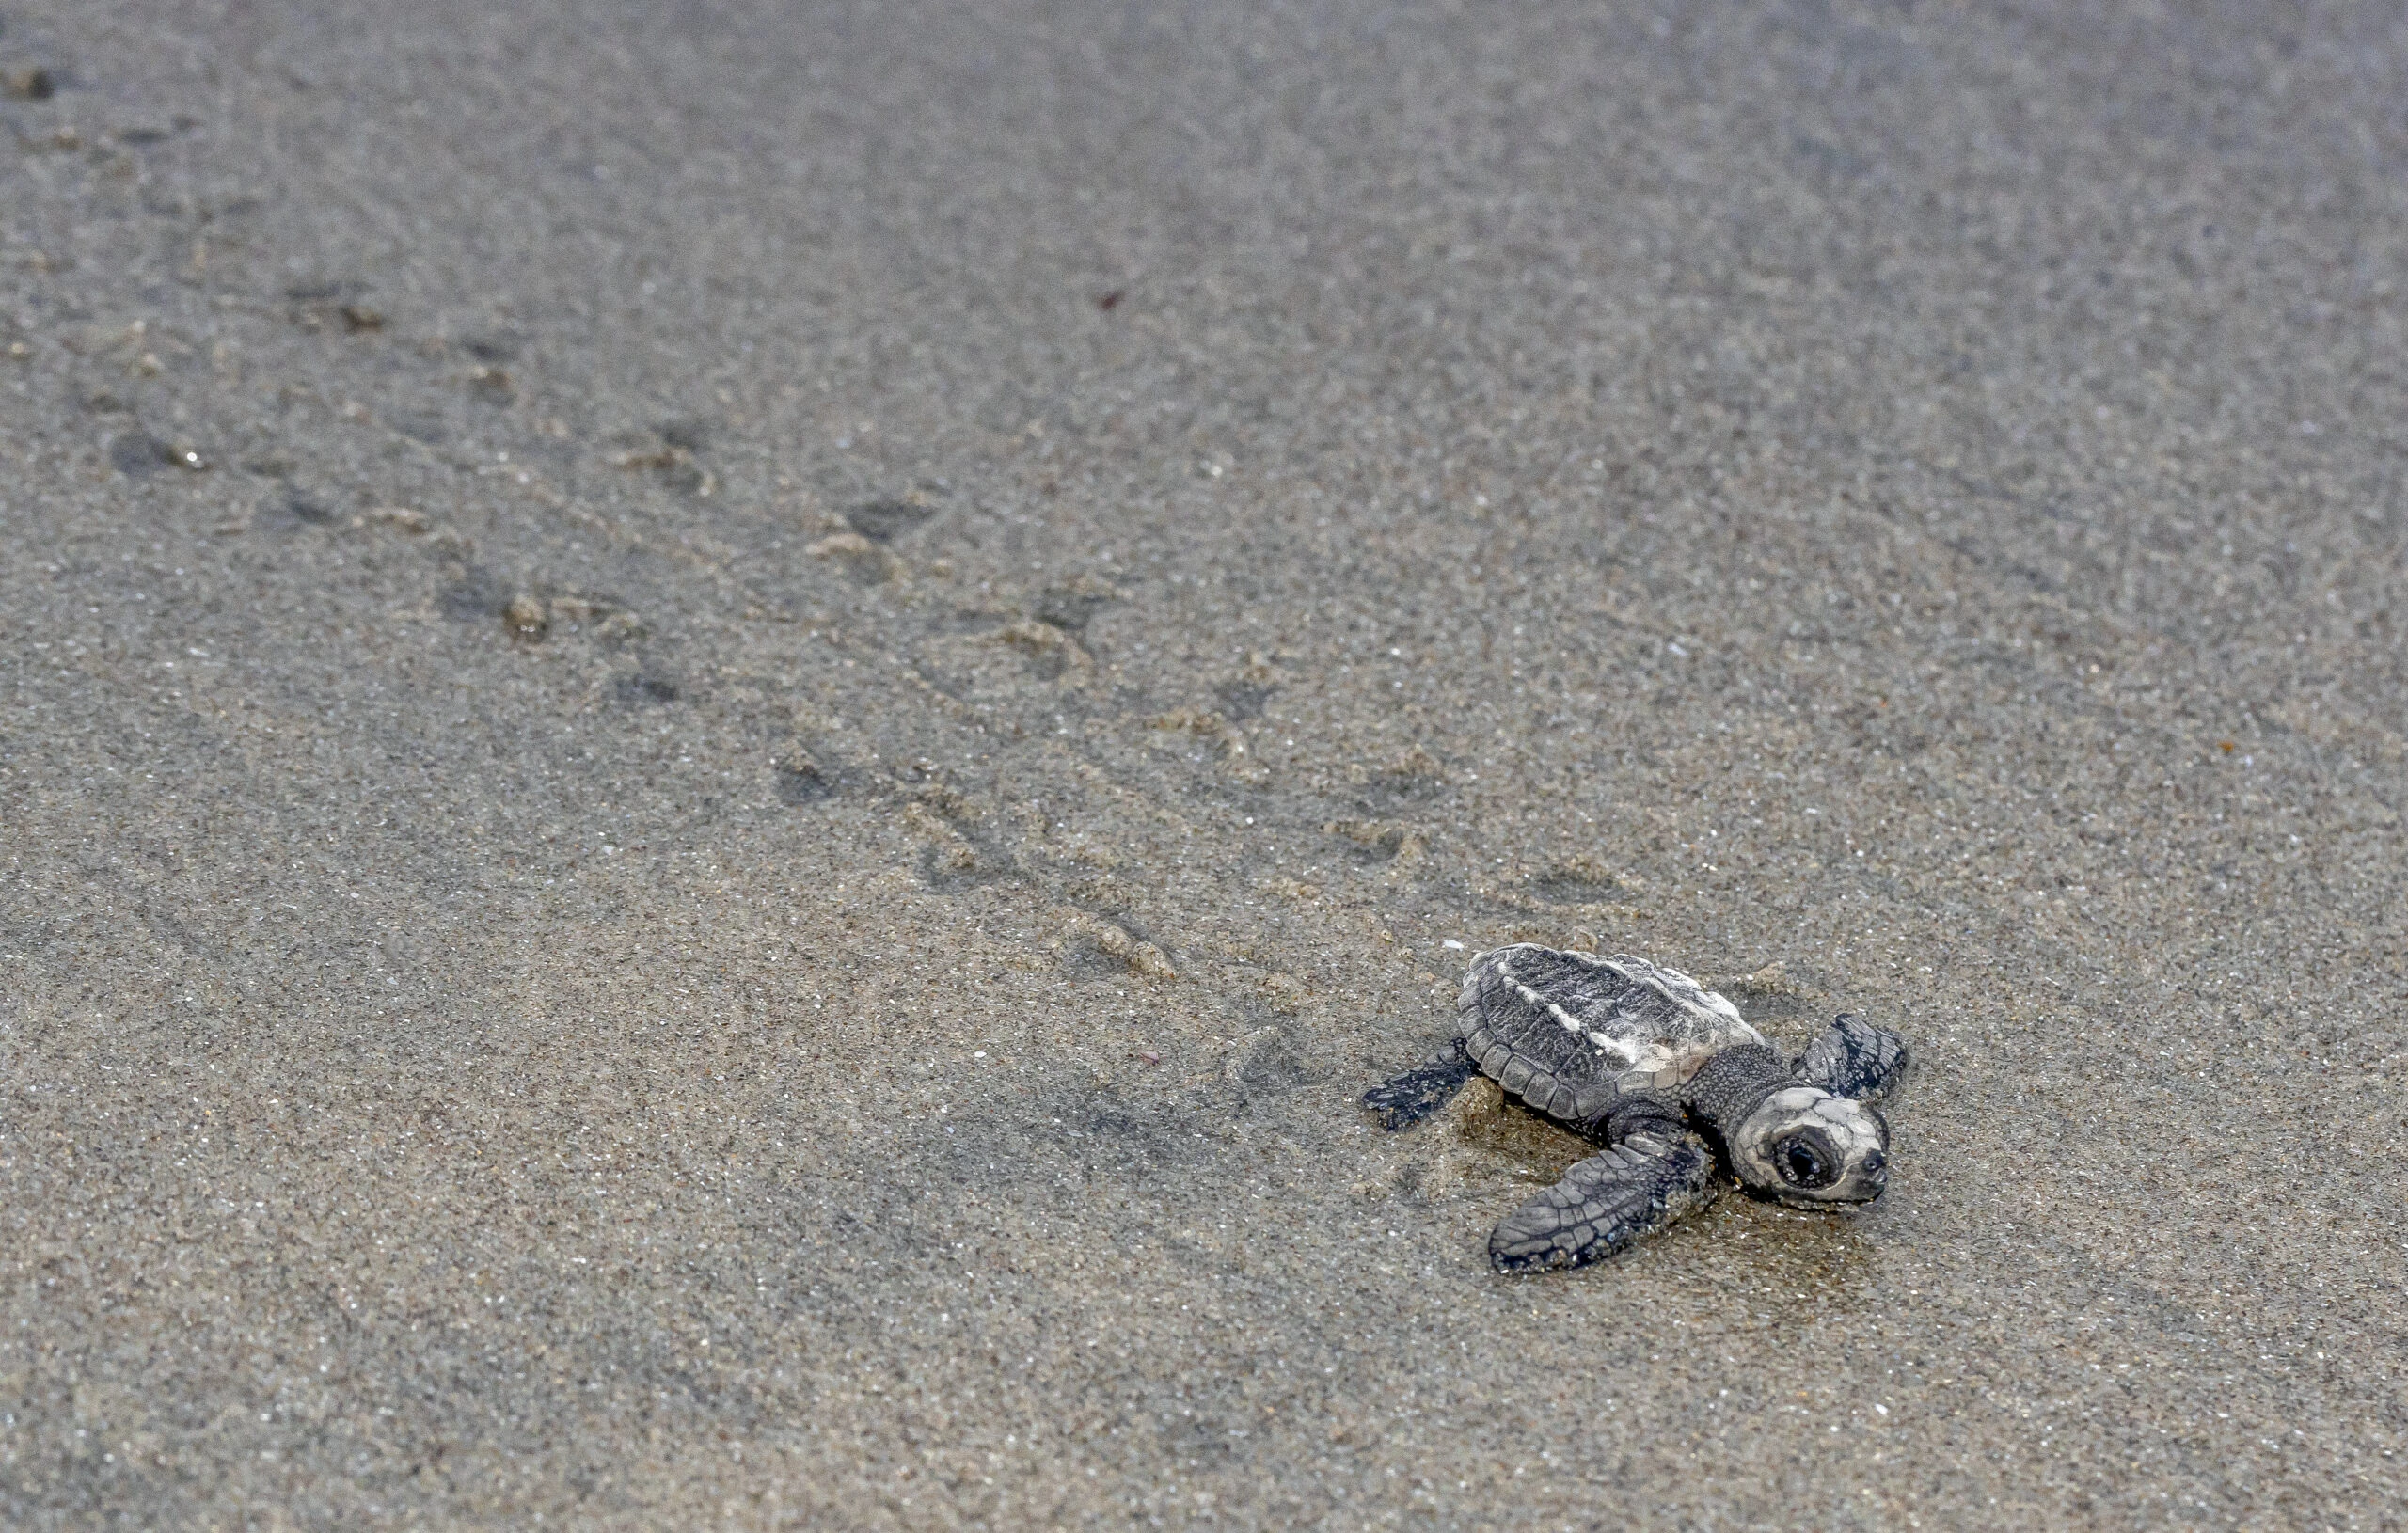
[1623, 1043, 1680, 1083]
[1492, 947, 1766, 1079]
[1596, 953, 1765, 1048]
[1506, 970, 1643, 1065]
[1583, 1029, 1643, 1064]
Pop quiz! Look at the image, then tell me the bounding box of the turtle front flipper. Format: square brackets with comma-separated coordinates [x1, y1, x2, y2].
[1488, 1129, 1719, 1272]
[1361, 1041, 1479, 1130]
[1794, 1013, 1910, 1104]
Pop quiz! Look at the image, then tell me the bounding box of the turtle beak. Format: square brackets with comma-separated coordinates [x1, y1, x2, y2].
[1827, 1146, 1887, 1205]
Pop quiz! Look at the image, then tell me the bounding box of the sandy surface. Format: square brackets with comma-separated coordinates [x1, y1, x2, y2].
[3, 1, 2404, 1526]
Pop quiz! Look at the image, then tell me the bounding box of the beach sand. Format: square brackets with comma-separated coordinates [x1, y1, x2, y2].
[2, 1, 2402, 1525]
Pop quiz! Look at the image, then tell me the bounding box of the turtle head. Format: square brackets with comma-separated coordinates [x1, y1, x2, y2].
[1730, 1086, 1889, 1208]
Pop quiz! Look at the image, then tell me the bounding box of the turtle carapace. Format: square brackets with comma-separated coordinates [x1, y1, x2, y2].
[1363, 945, 1909, 1272]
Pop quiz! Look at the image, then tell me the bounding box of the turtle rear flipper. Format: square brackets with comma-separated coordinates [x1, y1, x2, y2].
[1795, 1013, 1910, 1104]
[1488, 1129, 1719, 1272]
[1361, 1042, 1478, 1130]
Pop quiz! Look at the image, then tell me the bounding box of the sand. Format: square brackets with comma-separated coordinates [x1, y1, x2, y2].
[2, 1, 2403, 1525]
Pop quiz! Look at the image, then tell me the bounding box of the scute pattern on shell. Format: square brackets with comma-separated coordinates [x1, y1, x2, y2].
[1455, 946, 1766, 1123]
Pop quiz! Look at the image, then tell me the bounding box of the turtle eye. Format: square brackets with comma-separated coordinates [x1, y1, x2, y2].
[1773, 1130, 1837, 1189]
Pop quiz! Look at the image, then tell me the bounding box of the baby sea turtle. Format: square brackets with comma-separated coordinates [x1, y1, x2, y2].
[1365, 945, 1909, 1272]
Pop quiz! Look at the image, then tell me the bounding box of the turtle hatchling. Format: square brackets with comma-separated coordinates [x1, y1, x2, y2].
[1364, 945, 1909, 1272]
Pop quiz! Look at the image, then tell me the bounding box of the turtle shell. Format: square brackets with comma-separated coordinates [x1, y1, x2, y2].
[1454, 945, 1766, 1123]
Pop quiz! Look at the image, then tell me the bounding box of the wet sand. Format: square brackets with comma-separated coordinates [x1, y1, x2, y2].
[2, 1, 2403, 1525]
